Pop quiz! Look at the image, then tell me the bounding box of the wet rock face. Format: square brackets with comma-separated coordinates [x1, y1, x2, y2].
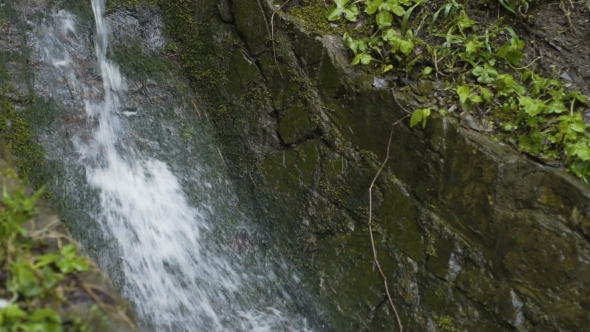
[159, 0, 590, 331]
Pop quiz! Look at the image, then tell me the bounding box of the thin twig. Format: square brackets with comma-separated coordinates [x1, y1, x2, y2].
[368, 114, 409, 332]
[391, 90, 413, 115]
[271, 0, 292, 78]
[191, 100, 201, 120]
[217, 147, 227, 168]
[80, 282, 138, 332]
[249, 172, 257, 188]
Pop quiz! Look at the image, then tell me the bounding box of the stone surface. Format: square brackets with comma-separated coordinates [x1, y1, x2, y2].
[2, 0, 588, 330]
[158, 0, 590, 329]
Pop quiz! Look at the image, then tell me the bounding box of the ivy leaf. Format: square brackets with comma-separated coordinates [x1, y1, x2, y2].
[34, 254, 60, 269]
[472, 64, 498, 84]
[546, 100, 567, 114]
[10, 261, 42, 297]
[351, 53, 373, 65]
[479, 86, 493, 102]
[469, 94, 483, 103]
[457, 85, 471, 104]
[410, 108, 431, 128]
[519, 130, 544, 155]
[566, 91, 588, 104]
[382, 28, 398, 42]
[1, 305, 27, 321]
[327, 0, 359, 22]
[365, 0, 383, 14]
[376, 10, 393, 29]
[497, 43, 524, 65]
[343, 33, 367, 55]
[327, 6, 344, 21]
[56, 244, 91, 274]
[456, 10, 475, 30]
[497, 28, 525, 65]
[397, 39, 414, 55]
[519, 96, 546, 116]
[382, 2, 406, 16]
[568, 142, 590, 161]
[465, 40, 482, 54]
[343, 4, 360, 21]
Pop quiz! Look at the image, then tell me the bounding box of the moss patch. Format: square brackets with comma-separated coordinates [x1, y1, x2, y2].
[111, 43, 171, 83]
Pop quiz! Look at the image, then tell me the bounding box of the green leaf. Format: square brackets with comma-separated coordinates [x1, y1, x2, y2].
[410, 109, 423, 127]
[479, 86, 493, 102]
[469, 94, 483, 103]
[410, 108, 431, 128]
[569, 160, 590, 180]
[326, 6, 344, 21]
[457, 85, 471, 104]
[519, 96, 546, 116]
[343, 4, 360, 21]
[2, 305, 26, 320]
[497, 28, 525, 65]
[545, 100, 567, 114]
[465, 40, 482, 54]
[568, 142, 590, 161]
[518, 130, 544, 155]
[472, 64, 498, 84]
[422, 66, 433, 75]
[456, 10, 475, 30]
[421, 108, 431, 128]
[376, 10, 393, 29]
[365, 0, 383, 14]
[382, 3, 406, 16]
[34, 254, 60, 268]
[10, 261, 42, 297]
[351, 53, 373, 65]
[382, 28, 398, 42]
[399, 39, 414, 55]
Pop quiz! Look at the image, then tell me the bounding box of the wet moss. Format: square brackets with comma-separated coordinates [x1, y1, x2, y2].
[289, 0, 339, 34]
[110, 43, 171, 83]
[107, 0, 157, 10]
[288, 0, 374, 38]
[0, 100, 46, 188]
[278, 100, 316, 144]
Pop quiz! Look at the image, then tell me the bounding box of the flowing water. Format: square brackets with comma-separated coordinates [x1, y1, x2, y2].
[31, 1, 315, 331]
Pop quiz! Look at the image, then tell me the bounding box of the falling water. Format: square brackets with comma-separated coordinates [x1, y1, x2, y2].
[34, 1, 314, 331]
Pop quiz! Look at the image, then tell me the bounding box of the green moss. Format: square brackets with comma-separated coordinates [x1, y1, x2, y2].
[0, 100, 45, 187]
[289, 0, 374, 37]
[111, 43, 171, 83]
[278, 101, 316, 144]
[107, 0, 157, 9]
[433, 314, 458, 331]
[260, 140, 320, 192]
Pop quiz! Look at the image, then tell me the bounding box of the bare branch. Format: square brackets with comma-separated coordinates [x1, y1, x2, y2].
[368, 114, 409, 332]
[271, 0, 292, 78]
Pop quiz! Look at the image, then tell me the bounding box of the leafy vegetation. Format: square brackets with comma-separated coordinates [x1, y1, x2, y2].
[312, 0, 590, 181]
[0, 172, 94, 331]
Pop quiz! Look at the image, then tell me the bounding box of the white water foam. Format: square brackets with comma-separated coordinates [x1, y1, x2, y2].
[36, 2, 313, 331]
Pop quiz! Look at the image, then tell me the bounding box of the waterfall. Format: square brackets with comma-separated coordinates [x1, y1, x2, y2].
[34, 1, 314, 331]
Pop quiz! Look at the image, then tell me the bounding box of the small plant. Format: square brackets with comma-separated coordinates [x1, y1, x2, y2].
[0, 181, 93, 331]
[433, 314, 458, 331]
[410, 108, 431, 128]
[327, 0, 360, 22]
[311, 0, 590, 181]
